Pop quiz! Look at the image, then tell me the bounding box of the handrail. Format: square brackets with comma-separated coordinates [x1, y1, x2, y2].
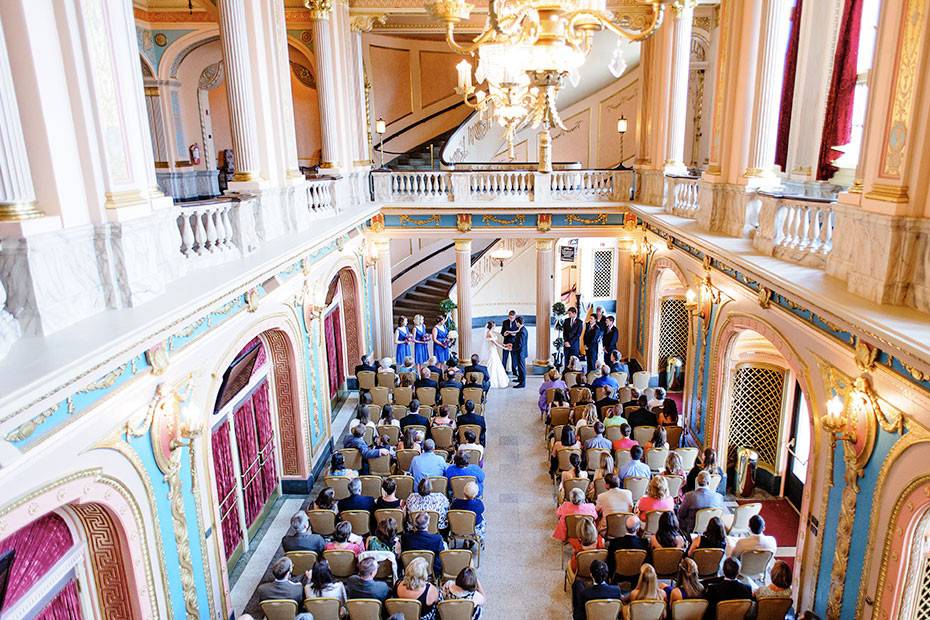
[372, 101, 468, 155]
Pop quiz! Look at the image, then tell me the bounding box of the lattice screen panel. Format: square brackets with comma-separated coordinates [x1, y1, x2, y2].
[915, 554, 930, 620]
[657, 298, 688, 369]
[727, 365, 786, 468]
[592, 250, 613, 298]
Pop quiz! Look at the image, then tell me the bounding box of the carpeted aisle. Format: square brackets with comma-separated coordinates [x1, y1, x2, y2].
[480, 375, 570, 618]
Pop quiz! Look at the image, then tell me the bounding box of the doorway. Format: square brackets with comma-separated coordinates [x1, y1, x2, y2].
[784, 381, 810, 511]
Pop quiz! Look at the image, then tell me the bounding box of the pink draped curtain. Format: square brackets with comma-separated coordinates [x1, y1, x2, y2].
[0, 513, 74, 607]
[251, 381, 277, 504]
[211, 421, 242, 559]
[253, 342, 267, 375]
[332, 310, 345, 393]
[35, 580, 81, 620]
[324, 312, 339, 398]
[775, 0, 803, 171]
[233, 400, 263, 527]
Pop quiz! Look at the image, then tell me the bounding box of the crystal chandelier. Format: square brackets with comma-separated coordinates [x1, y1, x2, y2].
[428, 0, 670, 171]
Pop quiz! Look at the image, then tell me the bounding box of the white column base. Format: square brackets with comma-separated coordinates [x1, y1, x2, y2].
[696, 181, 752, 237]
[636, 169, 666, 207]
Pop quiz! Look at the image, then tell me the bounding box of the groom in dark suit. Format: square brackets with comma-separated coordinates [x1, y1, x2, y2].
[501, 310, 517, 375]
[511, 316, 528, 388]
[562, 307, 582, 362]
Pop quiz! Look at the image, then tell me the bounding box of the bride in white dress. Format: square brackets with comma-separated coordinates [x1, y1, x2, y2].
[481, 321, 511, 389]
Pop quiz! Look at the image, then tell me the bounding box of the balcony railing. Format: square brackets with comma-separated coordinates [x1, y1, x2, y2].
[666, 175, 701, 217]
[306, 178, 335, 214]
[177, 198, 238, 260]
[373, 169, 634, 205]
[753, 193, 835, 268]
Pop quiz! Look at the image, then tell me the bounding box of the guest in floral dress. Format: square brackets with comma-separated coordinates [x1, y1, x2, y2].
[442, 567, 486, 619]
[406, 478, 449, 531]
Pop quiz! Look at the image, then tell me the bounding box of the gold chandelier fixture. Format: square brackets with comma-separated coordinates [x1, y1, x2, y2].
[427, 0, 670, 171]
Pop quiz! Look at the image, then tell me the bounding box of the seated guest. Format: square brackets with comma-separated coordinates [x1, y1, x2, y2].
[305, 559, 347, 604]
[643, 426, 667, 454]
[550, 388, 571, 411]
[627, 395, 658, 430]
[550, 425, 581, 476]
[754, 560, 793, 599]
[622, 388, 640, 409]
[688, 516, 728, 556]
[574, 404, 598, 430]
[430, 404, 456, 429]
[602, 406, 626, 428]
[594, 474, 633, 531]
[345, 557, 390, 602]
[608, 350, 629, 376]
[395, 558, 440, 617]
[329, 451, 358, 478]
[595, 388, 621, 419]
[398, 356, 416, 374]
[445, 451, 485, 496]
[439, 369, 463, 391]
[376, 477, 403, 510]
[560, 452, 589, 495]
[678, 471, 725, 533]
[401, 513, 446, 574]
[325, 521, 364, 556]
[729, 515, 778, 558]
[456, 400, 487, 445]
[705, 558, 752, 618]
[257, 557, 304, 605]
[618, 445, 651, 481]
[368, 517, 401, 555]
[314, 487, 338, 512]
[378, 405, 400, 429]
[591, 365, 619, 391]
[449, 480, 486, 539]
[463, 354, 491, 392]
[378, 357, 397, 374]
[583, 421, 612, 451]
[683, 448, 725, 494]
[606, 516, 650, 579]
[563, 356, 581, 376]
[572, 560, 621, 620]
[339, 477, 376, 515]
[400, 400, 430, 430]
[658, 398, 679, 426]
[349, 406, 377, 434]
[399, 427, 423, 452]
[426, 356, 442, 375]
[343, 425, 392, 475]
[458, 430, 485, 461]
[553, 488, 598, 542]
[625, 564, 667, 607]
[650, 511, 688, 551]
[611, 423, 639, 452]
[398, 373, 414, 388]
[568, 518, 605, 573]
[638, 476, 675, 521]
[410, 439, 447, 486]
[442, 567, 486, 618]
[662, 452, 687, 503]
[414, 367, 438, 389]
[355, 353, 377, 376]
[667, 557, 705, 605]
[539, 369, 569, 416]
[648, 387, 666, 411]
[406, 478, 450, 531]
[591, 453, 615, 484]
[282, 511, 325, 555]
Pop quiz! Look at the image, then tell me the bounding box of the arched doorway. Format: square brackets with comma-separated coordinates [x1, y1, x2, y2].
[650, 267, 689, 392]
[322, 266, 364, 404]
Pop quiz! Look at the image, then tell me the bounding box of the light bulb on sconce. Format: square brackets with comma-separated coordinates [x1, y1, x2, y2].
[456, 59, 473, 91]
[630, 233, 654, 267]
[375, 116, 386, 170]
[685, 288, 697, 306]
[617, 115, 628, 166]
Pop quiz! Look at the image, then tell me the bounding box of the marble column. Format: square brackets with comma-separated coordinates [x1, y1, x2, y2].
[535, 239, 555, 367]
[664, 3, 695, 176]
[307, 1, 342, 170]
[350, 16, 381, 165]
[374, 238, 394, 359]
[0, 13, 41, 221]
[746, 0, 792, 182]
[270, 0, 301, 180]
[218, 0, 261, 182]
[454, 239, 472, 359]
[616, 246, 634, 357]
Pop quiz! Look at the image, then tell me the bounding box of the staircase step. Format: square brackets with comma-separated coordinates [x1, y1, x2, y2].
[434, 272, 456, 284]
[406, 291, 441, 303]
[417, 282, 449, 295]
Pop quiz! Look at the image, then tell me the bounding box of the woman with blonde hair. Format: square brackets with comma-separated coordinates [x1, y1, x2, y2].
[394, 556, 441, 619]
[637, 475, 675, 520]
[663, 451, 687, 502]
[667, 558, 704, 607]
[568, 517, 604, 572]
[574, 403, 598, 429]
[412, 314, 430, 366]
[593, 452, 615, 482]
[624, 563, 666, 612]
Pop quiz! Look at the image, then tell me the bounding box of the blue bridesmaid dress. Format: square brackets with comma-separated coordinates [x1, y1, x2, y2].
[395, 326, 411, 365]
[414, 325, 430, 365]
[433, 325, 450, 363]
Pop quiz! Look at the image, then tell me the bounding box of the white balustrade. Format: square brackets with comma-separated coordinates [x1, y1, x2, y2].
[306, 178, 334, 214]
[666, 175, 700, 216]
[754, 193, 835, 268]
[470, 238, 532, 289]
[549, 170, 619, 200]
[466, 170, 533, 200]
[390, 171, 450, 201]
[176, 199, 237, 259]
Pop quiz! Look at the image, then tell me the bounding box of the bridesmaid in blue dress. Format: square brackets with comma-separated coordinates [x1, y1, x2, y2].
[413, 314, 430, 366]
[432, 316, 450, 364]
[395, 317, 412, 365]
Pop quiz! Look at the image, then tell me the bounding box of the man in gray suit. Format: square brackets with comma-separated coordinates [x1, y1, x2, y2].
[678, 470, 726, 533]
[256, 557, 304, 606]
[281, 511, 325, 556]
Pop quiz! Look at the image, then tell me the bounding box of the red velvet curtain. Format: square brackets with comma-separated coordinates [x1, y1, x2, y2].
[211, 420, 242, 559]
[775, 0, 803, 171]
[324, 311, 339, 398]
[233, 399, 263, 527]
[817, 0, 864, 180]
[253, 342, 267, 375]
[35, 579, 82, 620]
[332, 310, 345, 391]
[251, 381, 277, 504]
[0, 513, 74, 607]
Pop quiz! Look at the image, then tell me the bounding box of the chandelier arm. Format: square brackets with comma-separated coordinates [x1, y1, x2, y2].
[587, 5, 666, 43]
[444, 22, 499, 56]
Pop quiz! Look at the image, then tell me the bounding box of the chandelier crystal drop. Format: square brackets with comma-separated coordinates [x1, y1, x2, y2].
[428, 0, 670, 171]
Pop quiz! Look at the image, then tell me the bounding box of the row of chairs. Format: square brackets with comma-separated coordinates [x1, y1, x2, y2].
[282, 547, 474, 585]
[263, 596, 475, 620]
[583, 596, 791, 620]
[322, 474, 479, 504]
[359, 369, 486, 390]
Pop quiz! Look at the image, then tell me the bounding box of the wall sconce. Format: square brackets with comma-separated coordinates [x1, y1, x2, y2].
[488, 247, 513, 270]
[684, 271, 721, 324]
[824, 394, 857, 444]
[375, 116, 386, 169]
[617, 115, 628, 165]
[630, 233, 654, 267]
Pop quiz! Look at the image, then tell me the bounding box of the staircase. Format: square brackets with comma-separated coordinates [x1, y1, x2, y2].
[385, 127, 458, 171]
[392, 267, 457, 323]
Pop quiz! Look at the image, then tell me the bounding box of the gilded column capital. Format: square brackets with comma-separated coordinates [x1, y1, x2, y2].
[350, 14, 387, 32]
[304, 0, 333, 20]
[535, 238, 556, 251]
[454, 238, 473, 252]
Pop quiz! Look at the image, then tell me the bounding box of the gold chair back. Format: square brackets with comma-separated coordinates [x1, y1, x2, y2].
[716, 599, 752, 619]
[755, 597, 793, 620]
[584, 599, 622, 620]
[671, 599, 709, 620]
[304, 598, 342, 620]
[440, 549, 473, 582]
[440, 387, 461, 406]
[450, 475, 477, 500]
[416, 387, 437, 405]
[437, 599, 475, 620]
[692, 547, 724, 578]
[612, 549, 647, 579]
[376, 372, 396, 388]
[357, 371, 376, 391]
[651, 547, 684, 579]
[393, 386, 414, 407]
[385, 598, 422, 620]
[692, 507, 723, 536]
[322, 549, 357, 578]
[285, 550, 317, 575]
[389, 475, 414, 498]
[629, 599, 666, 620]
[260, 599, 298, 620]
[340, 510, 371, 536]
[346, 598, 382, 620]
[632, 425, 656, 445]
[324, 476, 351, 501]
[338, 448, 363, 472]
[371, 386, 391, 406]
[307, 509, 336, 537]
[431, 425, 455, 451]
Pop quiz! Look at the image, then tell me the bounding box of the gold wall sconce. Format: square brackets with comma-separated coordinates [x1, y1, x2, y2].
[630, 232, 655, 267]
[684, 271, 721, 324]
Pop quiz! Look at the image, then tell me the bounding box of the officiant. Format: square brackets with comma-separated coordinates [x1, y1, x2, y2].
[501, 310, 517, 375]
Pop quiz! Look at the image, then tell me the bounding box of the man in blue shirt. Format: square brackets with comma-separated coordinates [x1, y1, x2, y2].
[583, 422, 612, 451]
[409, 439, 446, 486]
[444, 451, 485, 496]
[617, 445, 652, 481]
[590, 365, 620, 391]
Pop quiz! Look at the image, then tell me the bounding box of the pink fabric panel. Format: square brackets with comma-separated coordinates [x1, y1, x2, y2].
[0, 513, 74, 607]
[233, 400, 263, 527]
[253, 342, 267, 375]
[34, 579, 82, 620]
[325, 312, 339, 398]
[332, 309, 345, 391]
[251, 381, 278, 504]
[211, 421, 242, 559]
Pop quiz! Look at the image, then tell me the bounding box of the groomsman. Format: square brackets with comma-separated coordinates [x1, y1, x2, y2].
[511, 316, 528, 388]
[501, 310, 518, 375]
[583, 314, 602, 372]
[602, 316, 619, 358]
[562, 307, 582, 361]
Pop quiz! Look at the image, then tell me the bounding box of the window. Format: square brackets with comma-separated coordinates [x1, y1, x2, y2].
[592, 249, 614, 298]
[791, 394, 811, 483]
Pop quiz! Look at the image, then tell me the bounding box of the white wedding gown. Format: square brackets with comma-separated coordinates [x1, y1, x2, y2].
[481, 329, 511, 389]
